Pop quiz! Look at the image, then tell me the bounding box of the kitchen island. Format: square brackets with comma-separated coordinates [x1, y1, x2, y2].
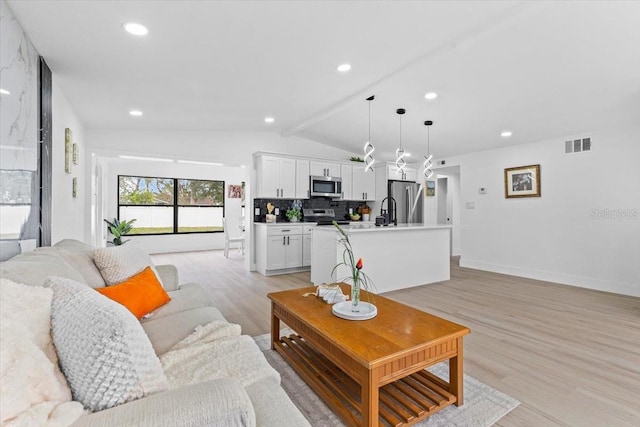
[311, 223, 451, 293]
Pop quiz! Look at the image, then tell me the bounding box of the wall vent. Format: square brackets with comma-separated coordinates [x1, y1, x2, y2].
[565, 137, 591, 154]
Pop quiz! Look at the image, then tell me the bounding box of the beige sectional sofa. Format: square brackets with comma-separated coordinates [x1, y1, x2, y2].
[0, 239, 310, 427]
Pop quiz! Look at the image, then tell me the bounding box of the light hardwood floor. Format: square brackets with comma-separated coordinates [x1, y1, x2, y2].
[151, 250, 640, 427]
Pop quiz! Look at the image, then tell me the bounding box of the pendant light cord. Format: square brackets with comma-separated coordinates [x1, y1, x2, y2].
[399, 114, 403, 150]
[368, 101, 371, 143]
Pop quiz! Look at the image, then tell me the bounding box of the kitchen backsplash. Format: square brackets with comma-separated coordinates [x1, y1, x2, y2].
[253, 198, 370, 222]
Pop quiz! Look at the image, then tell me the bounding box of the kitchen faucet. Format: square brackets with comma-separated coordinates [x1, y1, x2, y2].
[380, 196, 397, 226]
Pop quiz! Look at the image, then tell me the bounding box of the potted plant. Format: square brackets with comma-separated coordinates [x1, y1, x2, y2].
[285, 208, 302, 222]
[104, 218, 136, 246]
[331, 221, 376, 313]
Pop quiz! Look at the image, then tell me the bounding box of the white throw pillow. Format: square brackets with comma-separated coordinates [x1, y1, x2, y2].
[0, 278, 84, 426]
[93, 244, 164, 287]
[47, 276, 168, 412]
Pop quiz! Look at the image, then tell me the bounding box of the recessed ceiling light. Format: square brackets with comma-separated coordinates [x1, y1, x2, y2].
[0, 88, 10, 95]
[264, 117, 275, 124]
[123, 22, 148, 36]
[337, 64, 351, 72]
[404, 152, 412, 157]
[424, 92, 438, 100]
[129, 110, 143, 116]
[501, 130, 513, 138]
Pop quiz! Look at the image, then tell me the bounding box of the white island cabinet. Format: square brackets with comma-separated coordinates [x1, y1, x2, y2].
[311, 224, 451, 293]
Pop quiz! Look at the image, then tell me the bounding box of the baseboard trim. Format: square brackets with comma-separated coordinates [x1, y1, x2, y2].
[459, 259, 639, 297]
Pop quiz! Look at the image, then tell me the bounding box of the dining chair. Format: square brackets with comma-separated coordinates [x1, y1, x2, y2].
[223, 217, 245, 257]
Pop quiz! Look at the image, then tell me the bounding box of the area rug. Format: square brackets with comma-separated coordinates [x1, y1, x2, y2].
[254, 333, 520, 427]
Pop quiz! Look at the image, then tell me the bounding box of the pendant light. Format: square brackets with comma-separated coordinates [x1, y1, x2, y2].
[363, 95, 375, 172]
[395, 108, 406, 176]
[423, 120, 434, 179]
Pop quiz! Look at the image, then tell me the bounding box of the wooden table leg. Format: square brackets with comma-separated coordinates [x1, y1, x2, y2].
[450, 337, 464, 406]
[271, 302, 280, 350]
[361, 369, 380, 426]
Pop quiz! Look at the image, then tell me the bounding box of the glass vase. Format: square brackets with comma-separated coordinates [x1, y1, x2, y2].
[351, 280, 360, 312]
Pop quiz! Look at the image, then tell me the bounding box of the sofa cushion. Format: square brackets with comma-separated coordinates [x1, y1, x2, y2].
[245, 377, 311, 427]
[146, 283, 213, 320]
[0, 248, 85, 286]
[54, 239, 106, 288]
[97, 267, 171, 319]
[47, 276, 168, 411]
[0, 278, 84, 426]
[142, 306, 228, 356]
[71, 378, 256, 427]
[94, 244, 164, 287]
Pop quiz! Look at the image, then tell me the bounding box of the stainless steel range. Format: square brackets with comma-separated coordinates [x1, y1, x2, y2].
[302, 208, 349, 225]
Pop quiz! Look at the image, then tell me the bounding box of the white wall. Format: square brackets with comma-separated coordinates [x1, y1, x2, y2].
[88, 129, 358, 255]
[51, 80, 89, 244]
[444, 123, 640, 297]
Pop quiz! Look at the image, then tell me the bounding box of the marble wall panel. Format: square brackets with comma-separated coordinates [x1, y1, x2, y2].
[0, 0, 38, 171]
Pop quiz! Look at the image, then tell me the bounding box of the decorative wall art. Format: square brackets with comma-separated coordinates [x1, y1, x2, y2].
[228, 184, 242, 198]
[72, 177, 78, 198]
[425, 180, 436, 197]
[241, 181, 245, 204]
[72, 143, 79, 165]
[504, 164, 541, 198]
[65, 128, 72, 173]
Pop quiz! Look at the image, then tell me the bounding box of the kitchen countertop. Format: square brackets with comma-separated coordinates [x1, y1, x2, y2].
[313, 223, 452, 232]
[254, 221, 377, 227]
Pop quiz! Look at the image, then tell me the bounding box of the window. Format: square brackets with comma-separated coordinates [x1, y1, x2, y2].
[118, 175, 224, 235]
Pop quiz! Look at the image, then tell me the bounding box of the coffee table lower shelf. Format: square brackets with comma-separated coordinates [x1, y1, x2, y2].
[274, 334, 457, 427]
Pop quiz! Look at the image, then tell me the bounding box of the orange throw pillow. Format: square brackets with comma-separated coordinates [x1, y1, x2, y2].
[97, 266, 171, 319]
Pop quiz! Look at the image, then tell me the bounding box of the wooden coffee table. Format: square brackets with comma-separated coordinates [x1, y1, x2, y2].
[267, 284, 470, 427]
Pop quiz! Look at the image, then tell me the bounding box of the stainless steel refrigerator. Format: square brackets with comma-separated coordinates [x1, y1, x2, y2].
[388, 180, 423, 224]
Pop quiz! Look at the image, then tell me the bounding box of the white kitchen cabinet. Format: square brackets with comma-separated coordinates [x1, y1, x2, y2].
[255, 155, 296, 198]
[310, 160, 340, 177]
[387, 164, 418, 183]
[295, 159, 310, 199]
[255, 224, 308, 275]
[340, 164, 353, 200]
[340, 163, 375, 201]
[266, 235, 287, 270]
[352, 166, 376, 200]
[302, 225, 314, 267]
[267, 234, 302, 270]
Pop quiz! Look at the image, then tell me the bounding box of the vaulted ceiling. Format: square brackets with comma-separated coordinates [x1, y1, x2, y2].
[8, 0, 640, 160]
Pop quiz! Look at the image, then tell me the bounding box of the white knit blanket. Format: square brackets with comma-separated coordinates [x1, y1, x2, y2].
[0, 279, 85, 427]
[160, 321, 280, 389]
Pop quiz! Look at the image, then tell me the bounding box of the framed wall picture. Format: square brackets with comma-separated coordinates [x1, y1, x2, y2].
[228, 184, 242, 198]
[72, 143, 79, 165]
[425, 180, 436, 197]
[65, 128, 72, 173]
[72, 177, 77, 198]
[504, 164, 541, 198]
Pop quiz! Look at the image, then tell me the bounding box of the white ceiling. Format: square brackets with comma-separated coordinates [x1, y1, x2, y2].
[7, 0, 640, 160]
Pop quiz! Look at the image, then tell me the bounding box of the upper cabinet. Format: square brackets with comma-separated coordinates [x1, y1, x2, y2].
[295, 159, 310, 199]
[340, 164, 353, 200]
[255, 155, 296, 198]
[340, 162, 376, 201]
[310, 160, 340, 177]
[387, 164, 418, 182]
[255, 153, 377, 200]
[352, 165, 376, 201]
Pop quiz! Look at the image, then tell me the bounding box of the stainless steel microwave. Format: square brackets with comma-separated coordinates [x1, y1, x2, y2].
[310, 175, 342, 198]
